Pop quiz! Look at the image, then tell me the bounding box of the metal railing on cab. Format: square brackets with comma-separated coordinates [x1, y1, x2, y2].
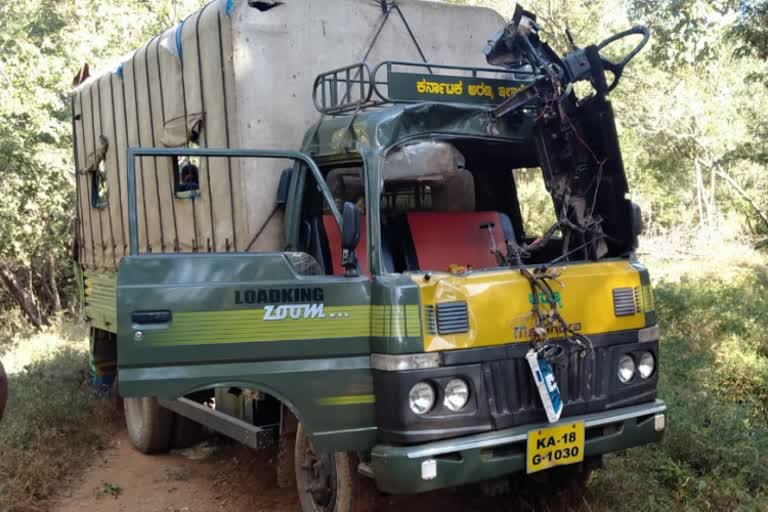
[312, 60, 537, 116]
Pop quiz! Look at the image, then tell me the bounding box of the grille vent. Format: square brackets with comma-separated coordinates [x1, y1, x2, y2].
[423, 305, 437, 335]
[436, 302, 469, 334]
[613, 287, 639, 316]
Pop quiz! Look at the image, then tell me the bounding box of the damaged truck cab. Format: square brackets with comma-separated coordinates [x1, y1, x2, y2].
[74, 2, 664, 511]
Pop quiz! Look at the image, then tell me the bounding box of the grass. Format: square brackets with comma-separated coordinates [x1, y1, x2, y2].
[585, 244, 768, 511]
[0, 320, 118, 512]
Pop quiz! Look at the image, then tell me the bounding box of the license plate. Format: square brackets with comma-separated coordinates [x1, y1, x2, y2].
[526, 421, 585, 474]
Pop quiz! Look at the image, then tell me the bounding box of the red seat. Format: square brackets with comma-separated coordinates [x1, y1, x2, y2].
[406, 212, 508, 271]
[323, 214, 368, 276]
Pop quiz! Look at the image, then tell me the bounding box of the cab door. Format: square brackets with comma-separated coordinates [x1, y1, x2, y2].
[117, 148, 375, 448]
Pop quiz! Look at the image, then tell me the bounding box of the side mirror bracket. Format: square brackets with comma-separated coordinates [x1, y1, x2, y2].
[630, 202, 643, 248]
[276, 168, 292, 208]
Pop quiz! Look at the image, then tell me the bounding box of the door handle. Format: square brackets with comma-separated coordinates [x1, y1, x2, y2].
[132, 311, 172, 325]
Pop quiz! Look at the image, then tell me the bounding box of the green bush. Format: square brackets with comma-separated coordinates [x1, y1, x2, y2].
[587, 261, 768, 511]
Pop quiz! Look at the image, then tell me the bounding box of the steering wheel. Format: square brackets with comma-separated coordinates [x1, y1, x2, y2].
[596, 26, 650, 92]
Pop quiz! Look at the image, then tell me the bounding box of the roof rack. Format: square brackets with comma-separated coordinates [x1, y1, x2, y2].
[312, 60, 536, 116]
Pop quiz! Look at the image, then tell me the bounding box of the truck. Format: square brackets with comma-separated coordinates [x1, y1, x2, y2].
[72, 1, 666, 510]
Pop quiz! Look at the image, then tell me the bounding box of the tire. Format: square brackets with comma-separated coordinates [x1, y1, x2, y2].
[124, 397, 173, 454]
[294, 424, 376, 512]
[0, 360, 7, 423]
[276, 431, 296, 489]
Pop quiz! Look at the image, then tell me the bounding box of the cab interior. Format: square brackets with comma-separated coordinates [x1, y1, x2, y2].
[297, 139, 577, 276]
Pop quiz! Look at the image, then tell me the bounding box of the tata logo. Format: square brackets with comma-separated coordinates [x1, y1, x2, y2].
[528, 291, 563, 309]
[263, 303, 326, 321]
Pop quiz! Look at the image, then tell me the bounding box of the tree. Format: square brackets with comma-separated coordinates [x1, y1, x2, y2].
[0, 0, 207, 327]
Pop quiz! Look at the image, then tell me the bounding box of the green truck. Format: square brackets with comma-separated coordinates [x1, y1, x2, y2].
[72, 1, 665, 510]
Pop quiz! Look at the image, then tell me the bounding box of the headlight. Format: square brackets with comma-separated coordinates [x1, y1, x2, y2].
[408, 382, 435, 415]
[618, 354, 636, 383]
[443, 378, 470, 412]
[638, 352, 655, 379]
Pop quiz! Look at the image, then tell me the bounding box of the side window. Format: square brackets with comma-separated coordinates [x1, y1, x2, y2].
[172, 140, 201, 199]
[91, 161, 109, 208]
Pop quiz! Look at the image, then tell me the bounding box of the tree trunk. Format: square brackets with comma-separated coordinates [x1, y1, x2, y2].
[694, 153, 706, 228]
[709, 162, 716, 228]
[47, 254, 62, 311]
[0, 265, 45, 328]
[714, 166, 768, 231]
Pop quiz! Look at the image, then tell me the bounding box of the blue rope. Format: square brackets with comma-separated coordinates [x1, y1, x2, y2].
[175, 20, 186, 59]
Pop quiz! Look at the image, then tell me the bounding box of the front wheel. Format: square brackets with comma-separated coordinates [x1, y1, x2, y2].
[294, 423, 375, 512]
[124, 397, 173, 454]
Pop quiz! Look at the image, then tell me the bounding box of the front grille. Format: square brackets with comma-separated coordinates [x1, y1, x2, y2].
[613, 287, 640, 316]
[485, 346, 608, 428]
[436, 302, 469, 334]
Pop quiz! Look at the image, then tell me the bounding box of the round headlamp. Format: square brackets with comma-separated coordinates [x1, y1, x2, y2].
[408, 382, 435, 415]
[618, 354, 636, 383]
[443, 378, 470, 412]
[638, 352, 655, 379]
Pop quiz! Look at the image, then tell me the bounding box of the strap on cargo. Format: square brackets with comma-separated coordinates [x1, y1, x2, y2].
[175, 20, 186, 59]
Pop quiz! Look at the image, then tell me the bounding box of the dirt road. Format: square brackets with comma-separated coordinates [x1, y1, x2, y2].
[53, 430, 536, 512]
[54, 431, 298, 512]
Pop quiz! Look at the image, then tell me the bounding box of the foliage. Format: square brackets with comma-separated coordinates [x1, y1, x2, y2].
[0, 0, 207, 326]
[584, 254, 768, 511]
[452, 0, 768, 242]
[0, 324, 119, 512]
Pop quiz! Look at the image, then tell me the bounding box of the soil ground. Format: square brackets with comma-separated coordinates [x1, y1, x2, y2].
[53, 429, 524, 512]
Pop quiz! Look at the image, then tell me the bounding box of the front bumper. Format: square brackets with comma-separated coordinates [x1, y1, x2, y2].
[370, 399, 666, 494]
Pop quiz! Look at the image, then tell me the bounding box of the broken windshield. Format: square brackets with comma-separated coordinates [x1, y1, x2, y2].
[373, 137, 636, 274]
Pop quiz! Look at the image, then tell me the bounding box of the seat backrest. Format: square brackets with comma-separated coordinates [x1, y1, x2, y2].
[406, 212, 510, 271]
[323, 214, 368, 276]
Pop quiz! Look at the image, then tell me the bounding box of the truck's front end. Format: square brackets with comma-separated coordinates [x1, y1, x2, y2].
[352, 106, 665, 494]
[302, 9, 665, 496]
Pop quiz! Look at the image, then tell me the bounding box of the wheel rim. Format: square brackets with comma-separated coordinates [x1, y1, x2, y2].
[299, 443, 337, 511]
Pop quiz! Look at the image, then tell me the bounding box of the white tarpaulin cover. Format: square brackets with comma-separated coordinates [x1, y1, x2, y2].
[73, 0, 504, 269]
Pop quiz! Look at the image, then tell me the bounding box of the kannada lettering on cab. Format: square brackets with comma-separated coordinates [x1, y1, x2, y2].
[416, 78, 464, 95]
[414, 77, 524, 101]
[468, 82, 495, 99]
[498, 85, 523, 98]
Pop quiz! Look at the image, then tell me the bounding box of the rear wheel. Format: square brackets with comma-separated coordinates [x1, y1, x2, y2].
[124, 397, 173, 454]
[294, 423, 375, 512]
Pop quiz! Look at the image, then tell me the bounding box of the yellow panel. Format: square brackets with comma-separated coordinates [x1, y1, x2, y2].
[412, 260, 647, 352]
